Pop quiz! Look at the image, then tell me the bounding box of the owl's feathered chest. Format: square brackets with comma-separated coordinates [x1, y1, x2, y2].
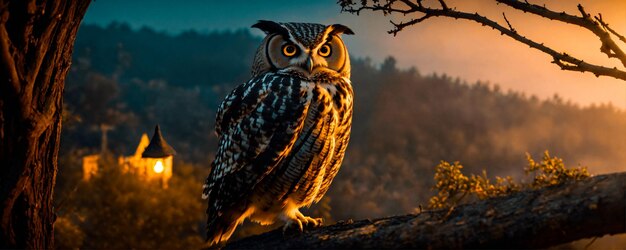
[255, 76, 353, 206]
[302, 80, 352, 118]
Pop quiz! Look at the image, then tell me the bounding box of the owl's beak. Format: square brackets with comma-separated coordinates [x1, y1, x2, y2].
[306, 57, 314, 73]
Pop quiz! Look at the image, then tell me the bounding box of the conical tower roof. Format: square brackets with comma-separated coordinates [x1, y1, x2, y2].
[142, 125, 176, 158]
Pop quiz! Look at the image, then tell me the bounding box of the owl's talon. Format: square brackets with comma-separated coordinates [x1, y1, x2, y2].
[295, 212, 323, 228]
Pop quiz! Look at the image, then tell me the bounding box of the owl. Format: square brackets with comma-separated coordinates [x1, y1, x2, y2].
[202, 20, 354, 245]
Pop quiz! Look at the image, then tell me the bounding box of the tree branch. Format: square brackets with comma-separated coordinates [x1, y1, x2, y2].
[227, 172, 626, 248]
[0, 8, 21, 95]
[595, 14, 626, 44]
[339, 0, 626, 81]
[499, 1, 626, 67]
[502, 13, 516, 34]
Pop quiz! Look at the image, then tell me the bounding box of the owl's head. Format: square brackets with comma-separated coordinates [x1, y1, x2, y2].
[251, 20, 354, 80]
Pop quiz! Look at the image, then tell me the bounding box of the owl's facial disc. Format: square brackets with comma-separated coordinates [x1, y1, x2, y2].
[267, 34, 348, 79]
[251, 21, 353, 78]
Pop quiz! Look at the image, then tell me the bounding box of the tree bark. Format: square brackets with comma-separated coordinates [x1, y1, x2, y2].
[227, 172, 626, 249]
[0, 1, 90, 248]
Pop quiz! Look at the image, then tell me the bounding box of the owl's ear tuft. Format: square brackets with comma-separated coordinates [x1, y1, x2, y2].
[329, 24, 355, 35]
[252, 20, 289, 37]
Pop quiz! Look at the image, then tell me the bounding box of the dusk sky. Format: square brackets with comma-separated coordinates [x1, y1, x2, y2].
[83, 0, 626, 108]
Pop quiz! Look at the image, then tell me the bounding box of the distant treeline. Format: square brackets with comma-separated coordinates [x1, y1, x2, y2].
[62, 23, 626, 221]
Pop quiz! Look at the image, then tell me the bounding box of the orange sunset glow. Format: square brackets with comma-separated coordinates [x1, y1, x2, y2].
[327, 0, 626, 108]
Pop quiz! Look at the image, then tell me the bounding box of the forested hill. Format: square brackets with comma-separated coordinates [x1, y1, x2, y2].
[64, 23, 626, 219]
[72, 22, 259, 87]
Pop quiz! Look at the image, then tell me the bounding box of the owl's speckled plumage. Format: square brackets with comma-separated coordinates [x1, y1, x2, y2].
[202, 20, 354, 245]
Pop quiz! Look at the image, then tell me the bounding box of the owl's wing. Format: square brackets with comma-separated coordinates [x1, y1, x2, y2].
[204, 73, 310, 217]
[214, 75, 265, 136]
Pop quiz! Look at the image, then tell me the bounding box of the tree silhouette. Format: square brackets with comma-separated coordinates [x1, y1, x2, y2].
[0, 1, 90, 248]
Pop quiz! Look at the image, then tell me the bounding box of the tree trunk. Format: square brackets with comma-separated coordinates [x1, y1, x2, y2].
[0, 1, 90, 248]
[227, 172, 626, 249]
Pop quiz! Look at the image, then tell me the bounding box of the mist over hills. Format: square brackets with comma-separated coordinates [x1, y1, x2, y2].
[62, 22, 626, 220]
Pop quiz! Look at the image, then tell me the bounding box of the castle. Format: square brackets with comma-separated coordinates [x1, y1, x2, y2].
[82, 125, 176, 188]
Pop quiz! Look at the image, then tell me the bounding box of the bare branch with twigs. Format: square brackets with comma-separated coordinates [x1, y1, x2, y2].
[338, 0, 626, 81]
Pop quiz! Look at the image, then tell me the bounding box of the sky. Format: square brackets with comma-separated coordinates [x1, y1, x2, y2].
[83, 0, 626, 108]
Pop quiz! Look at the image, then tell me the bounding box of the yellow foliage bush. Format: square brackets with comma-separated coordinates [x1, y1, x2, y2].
[428, 151, 589, 209]
[524, 151, 590, 188]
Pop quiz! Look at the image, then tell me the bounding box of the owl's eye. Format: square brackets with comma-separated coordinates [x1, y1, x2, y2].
[282, 44, 298, 57]
[318, 44, 331, 57]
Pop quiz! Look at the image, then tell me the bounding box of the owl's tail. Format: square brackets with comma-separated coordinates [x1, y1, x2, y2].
[206, 219, 237, 246]
[206, 209, 249, 246]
